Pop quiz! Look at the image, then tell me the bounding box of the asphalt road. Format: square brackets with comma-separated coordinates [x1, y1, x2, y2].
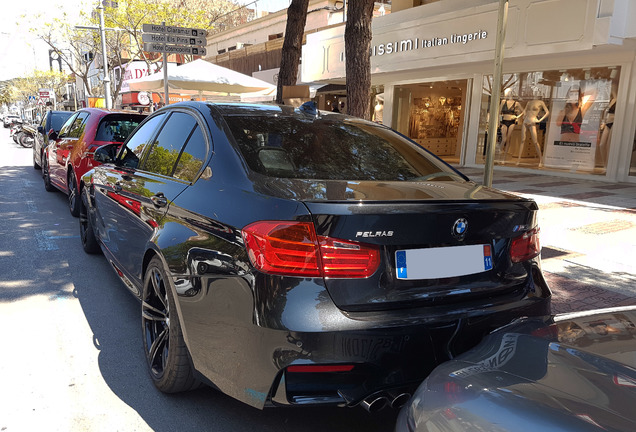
[0, 127, 399, 431]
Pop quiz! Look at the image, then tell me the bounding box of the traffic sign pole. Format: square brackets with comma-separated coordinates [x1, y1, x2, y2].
[162, 22, 169, 106]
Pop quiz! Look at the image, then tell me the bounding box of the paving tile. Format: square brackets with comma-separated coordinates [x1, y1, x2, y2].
[529, 181, 579, 188]
[571, 220, 635, 234]
[563, 191, 615, 200]
[592, 184, 636, 190]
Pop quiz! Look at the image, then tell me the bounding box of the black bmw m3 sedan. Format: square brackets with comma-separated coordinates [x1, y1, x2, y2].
[78, 101, 551, 411]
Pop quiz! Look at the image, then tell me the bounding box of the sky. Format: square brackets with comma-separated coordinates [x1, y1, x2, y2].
[0, 0, 291, 81]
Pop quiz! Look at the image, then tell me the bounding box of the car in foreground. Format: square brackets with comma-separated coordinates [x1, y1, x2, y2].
[78, 101, 551, 411]
[43, 108, 145, 216]
[396, 305, 636, 431]
[33, 110, 74, 170]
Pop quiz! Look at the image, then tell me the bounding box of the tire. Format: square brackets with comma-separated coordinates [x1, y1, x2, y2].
[79, 187, 101, 254]
[43, 158, 55, 192]
[68, 171, 80, 217]
[19, 133, 34, 148]
[142, 256, 198, 393]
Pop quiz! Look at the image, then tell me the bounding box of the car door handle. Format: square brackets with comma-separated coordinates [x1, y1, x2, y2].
[151, 193, 168, 207]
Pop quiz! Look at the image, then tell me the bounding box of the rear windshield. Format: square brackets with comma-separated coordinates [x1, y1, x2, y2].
[96, 115, 144, 143]
[224, 115, 455, 181]
[50, 112, 72, 131]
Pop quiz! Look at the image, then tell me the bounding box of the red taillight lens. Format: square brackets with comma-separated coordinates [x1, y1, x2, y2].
[242, 221, 320, 277]
[510, 227, 541, 263]
[318, 236, 381, 278]
[241, 221, 380, 278]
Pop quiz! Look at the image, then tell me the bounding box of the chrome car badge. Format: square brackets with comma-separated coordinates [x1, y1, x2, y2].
[452, 218, 468, 241]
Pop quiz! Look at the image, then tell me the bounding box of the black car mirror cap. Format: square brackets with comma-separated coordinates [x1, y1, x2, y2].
[37, 125, 44, 134]
[48, 128, 58, 140]
[94, 144, 120, 164]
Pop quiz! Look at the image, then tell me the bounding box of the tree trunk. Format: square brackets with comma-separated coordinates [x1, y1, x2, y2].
[276, 0, 309, 104]
[345, 0, 375, 119]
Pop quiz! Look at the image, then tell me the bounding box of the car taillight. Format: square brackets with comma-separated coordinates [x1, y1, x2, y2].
[510, 227, 541, 263]
[241, 221, 380, 278]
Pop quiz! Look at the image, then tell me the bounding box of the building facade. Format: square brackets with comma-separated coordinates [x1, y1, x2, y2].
[302, 0, 636, 183]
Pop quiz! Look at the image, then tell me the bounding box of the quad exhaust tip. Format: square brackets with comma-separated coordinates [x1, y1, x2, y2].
[360, 392, 412, 412]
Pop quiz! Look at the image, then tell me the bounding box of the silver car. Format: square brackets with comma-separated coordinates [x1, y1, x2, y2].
[397, 306, 636, 431]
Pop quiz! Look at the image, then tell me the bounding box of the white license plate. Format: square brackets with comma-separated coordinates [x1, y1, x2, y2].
[396, 244, 493, 280]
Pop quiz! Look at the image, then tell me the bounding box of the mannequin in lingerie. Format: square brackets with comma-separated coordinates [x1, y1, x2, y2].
[598, 96, 616, 168]
[498, 89, 523, 158]
[556, 89, 594, 144]
[518, 98, 550, 166]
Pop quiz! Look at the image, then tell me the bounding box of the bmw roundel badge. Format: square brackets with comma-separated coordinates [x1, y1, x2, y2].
[452, 218, 468, 241]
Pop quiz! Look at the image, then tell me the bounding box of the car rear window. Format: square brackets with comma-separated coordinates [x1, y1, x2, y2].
[224, 115, 452, 181]
[96, 115, 144, 143]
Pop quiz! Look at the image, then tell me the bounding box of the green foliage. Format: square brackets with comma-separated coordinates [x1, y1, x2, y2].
[3, 70, 71, 104]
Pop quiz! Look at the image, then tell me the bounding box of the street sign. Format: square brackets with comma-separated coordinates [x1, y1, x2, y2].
[142, 33, 206, 47]
[142, 23, 207, 38]
[143, 42, 207, 56]
[39, 89, 53, 98]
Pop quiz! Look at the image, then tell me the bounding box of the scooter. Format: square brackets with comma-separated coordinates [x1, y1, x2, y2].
[19, 124, 37, 148]
[10, 122, 24, 144]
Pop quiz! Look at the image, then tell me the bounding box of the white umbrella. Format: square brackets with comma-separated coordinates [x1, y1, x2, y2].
[127, 59, 275, 95]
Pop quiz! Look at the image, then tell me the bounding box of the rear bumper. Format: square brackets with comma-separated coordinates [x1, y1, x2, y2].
[267, 295, 551, 409]
[180, 271, 551, 409]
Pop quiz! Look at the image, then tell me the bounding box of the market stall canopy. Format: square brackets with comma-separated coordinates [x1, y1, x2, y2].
[127, 59, 276, 95]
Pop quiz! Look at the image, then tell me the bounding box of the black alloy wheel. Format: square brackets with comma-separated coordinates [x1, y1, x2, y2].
[79, 187, 101, 254]
[142, 256, 198, 393]
[68, 171, 80, 217]
[43, 158, 55, 192]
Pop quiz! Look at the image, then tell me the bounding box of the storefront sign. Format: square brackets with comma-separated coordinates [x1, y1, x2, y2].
[371, 30, 488, 57]
[116, 61, 174, 93]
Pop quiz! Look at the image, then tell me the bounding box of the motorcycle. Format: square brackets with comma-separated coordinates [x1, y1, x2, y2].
[20, 124, 37, 148]
[10, 122, 36, 148]
[10, 122, 24, 144]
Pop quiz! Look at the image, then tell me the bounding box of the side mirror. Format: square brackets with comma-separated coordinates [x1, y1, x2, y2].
[37, 126, 44, 134]
[48, 128, 58, 141]
[94, 143, 120, 164]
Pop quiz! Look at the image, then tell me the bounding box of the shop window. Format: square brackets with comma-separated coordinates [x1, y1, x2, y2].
[394, 79, 467, 164]
[478, 67, 620, 175]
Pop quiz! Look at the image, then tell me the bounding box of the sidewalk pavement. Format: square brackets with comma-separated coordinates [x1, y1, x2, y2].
[457, 166, 636, 314]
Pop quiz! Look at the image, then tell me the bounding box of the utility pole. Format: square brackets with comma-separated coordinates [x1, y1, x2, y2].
[75, 2, 122, 110]
[98, 3, 111, 109]
[483, 0, 509, 188]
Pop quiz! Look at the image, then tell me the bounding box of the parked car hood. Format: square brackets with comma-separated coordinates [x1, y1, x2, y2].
[403, 306, 636, 431]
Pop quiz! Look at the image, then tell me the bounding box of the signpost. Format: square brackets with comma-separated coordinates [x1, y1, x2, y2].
[142, 23, 208, 105]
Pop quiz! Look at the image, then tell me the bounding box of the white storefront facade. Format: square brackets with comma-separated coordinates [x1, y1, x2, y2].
[302, 0, 636, 182]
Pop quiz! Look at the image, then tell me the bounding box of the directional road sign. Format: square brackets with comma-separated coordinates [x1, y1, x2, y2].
[143, 42, 207, 56]
[142, 23, 207, 38]
[142, 33, 206, 47]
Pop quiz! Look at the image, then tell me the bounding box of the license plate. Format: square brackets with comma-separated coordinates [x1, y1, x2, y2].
[396, 244, 493, 280]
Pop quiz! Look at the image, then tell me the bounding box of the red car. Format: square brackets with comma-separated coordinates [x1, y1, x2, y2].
[43, 108, 145, 216]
